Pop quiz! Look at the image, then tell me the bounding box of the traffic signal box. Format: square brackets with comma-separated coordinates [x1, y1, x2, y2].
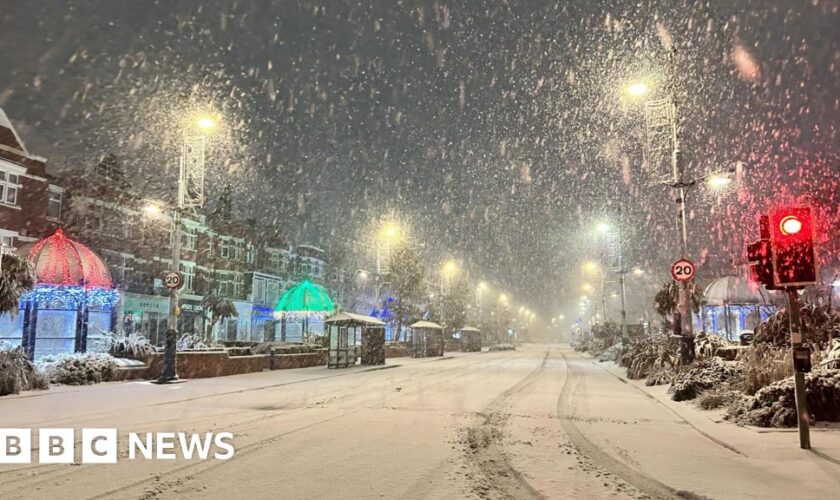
[747, 216, 777, 289]
[747, 207, 818, 289]
[768, 206, 818, 287]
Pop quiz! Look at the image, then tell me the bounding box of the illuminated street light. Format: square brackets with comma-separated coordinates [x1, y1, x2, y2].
[142, 202, 163, 217]
[581, 283, 593, 292]
[196, 116, 216, 131]
[380, 222, 401, 241]
[595, 222, 611, 234]
[625, 82, 650, 97]
[707, 174, 733, 189]
[582, 260, 601, 274]
[633, 267, 645, 276]
[442, 259, 459, 276]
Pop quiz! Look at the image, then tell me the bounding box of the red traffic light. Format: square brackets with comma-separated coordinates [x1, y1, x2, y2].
[768, 206, 818, 287]
[780, 216, 803, 236]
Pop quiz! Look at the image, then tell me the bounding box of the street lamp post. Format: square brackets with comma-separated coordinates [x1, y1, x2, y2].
[157, 115, 215, 383]
[627, 59, 736, 358]
[374, 222, 400, 312]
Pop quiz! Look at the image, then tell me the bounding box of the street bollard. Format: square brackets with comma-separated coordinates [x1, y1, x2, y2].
[156, 328, 179, 383]
[269, 347, 276, 370]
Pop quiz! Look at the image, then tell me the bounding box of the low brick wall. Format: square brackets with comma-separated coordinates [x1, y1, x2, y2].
[384, 344, 410, 358]
[116, 350, 328, 381]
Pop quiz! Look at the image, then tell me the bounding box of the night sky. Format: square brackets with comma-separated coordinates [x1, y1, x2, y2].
[1, 0, 837, 319]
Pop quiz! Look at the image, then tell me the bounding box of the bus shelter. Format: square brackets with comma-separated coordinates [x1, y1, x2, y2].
[410, 320, 444, 357]
[325, 312, 386, 368]
[459, 326, 481, 352]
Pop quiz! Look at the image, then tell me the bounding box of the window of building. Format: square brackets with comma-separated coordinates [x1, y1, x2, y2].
[269, 252, 280, 271]
[180, 262, 195, 292]
[220, 240, 230, 259]
[0, 234, 15, 248]
[217, 271, 233, 297]
[253, 277, 266, 304]
[233, 243, 242, 262]
[47, 191, 62, 220]
[0, 171, 20, 206]
[182, 225, 197, 250]
[246, 244, 255, 264]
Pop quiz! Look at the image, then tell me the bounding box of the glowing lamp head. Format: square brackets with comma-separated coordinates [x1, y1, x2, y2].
[626, 82, 649, 97]
[443, 259, 459, 275]
[143, 203, 162, 216]
[595, 222, 611, 234]
[780, 216, 803, 236]
[196, 116, 216, 131]
[708, 174, 732, 189]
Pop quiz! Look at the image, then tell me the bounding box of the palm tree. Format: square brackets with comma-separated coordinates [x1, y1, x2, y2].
[0, 253, 35, 316]
[201, 294, 238, 343]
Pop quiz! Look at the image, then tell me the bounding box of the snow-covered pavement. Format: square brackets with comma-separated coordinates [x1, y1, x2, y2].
[0, 345, 838, 499]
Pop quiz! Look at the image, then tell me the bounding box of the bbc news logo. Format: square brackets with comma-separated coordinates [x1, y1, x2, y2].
[0, 429, 235, 464]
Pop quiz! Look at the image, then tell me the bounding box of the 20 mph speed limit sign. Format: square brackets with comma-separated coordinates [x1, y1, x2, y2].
[163, 271, 184, 290]
[671, 259, 696, 282]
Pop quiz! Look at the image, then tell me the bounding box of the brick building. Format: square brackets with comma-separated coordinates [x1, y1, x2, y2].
[60, 155, 333, 343]
[0, 108, 62, 248]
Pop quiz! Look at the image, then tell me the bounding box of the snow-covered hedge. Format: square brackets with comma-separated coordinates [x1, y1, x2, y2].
[0, 345, 49, 396]
[37, 353, 117, 385]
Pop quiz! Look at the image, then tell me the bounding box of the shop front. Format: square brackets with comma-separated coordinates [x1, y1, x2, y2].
[122, 293, 170, 346]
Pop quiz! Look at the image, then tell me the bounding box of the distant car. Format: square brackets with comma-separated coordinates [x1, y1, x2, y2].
[739, 330, 754, 346]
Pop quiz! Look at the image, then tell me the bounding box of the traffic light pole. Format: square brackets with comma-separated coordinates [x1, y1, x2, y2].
[786, 288, 811, 449]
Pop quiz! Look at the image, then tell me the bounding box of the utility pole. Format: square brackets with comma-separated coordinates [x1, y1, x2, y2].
[786, 288, 810, 449]
[617, 232, 628, 343]
[663, 48, 695, 359]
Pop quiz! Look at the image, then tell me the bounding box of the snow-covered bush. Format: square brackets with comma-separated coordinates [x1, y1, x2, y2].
[735, 344, 792, 395]
[668, 357, 742, 402]
[821, 338, 840, 370]
[695, 387, 741, 410]
[0, 346, 49, 396]
[694, 332, 732, 359]
[572, 338, 606, 356]
[176, 333, 222, 351]
[754, 299, 840, 350]
[619, 334, 680, 380]
[38, 353, 117, 385]
[598, 342, 624, 362]
[728, 369, 840, 427]
[106, 331, 156, 360]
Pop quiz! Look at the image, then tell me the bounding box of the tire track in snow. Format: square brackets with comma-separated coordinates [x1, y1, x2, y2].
[460, 349, 549, 499]
[556, 350, 708, 500]
[80, 352, 520, 500]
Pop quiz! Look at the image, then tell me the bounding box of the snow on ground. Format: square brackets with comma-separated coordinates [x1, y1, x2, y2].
[0, 346, 838, 499]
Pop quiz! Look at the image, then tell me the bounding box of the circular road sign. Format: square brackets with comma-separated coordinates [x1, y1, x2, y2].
[671, 259, 696, 282]
[163, 271, 184, 290]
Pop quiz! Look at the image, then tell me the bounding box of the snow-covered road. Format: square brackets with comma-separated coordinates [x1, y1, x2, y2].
[1, 345, 838, 499]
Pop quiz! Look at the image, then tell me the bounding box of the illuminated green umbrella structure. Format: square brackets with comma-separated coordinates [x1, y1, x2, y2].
[274, 280, 336, 340]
